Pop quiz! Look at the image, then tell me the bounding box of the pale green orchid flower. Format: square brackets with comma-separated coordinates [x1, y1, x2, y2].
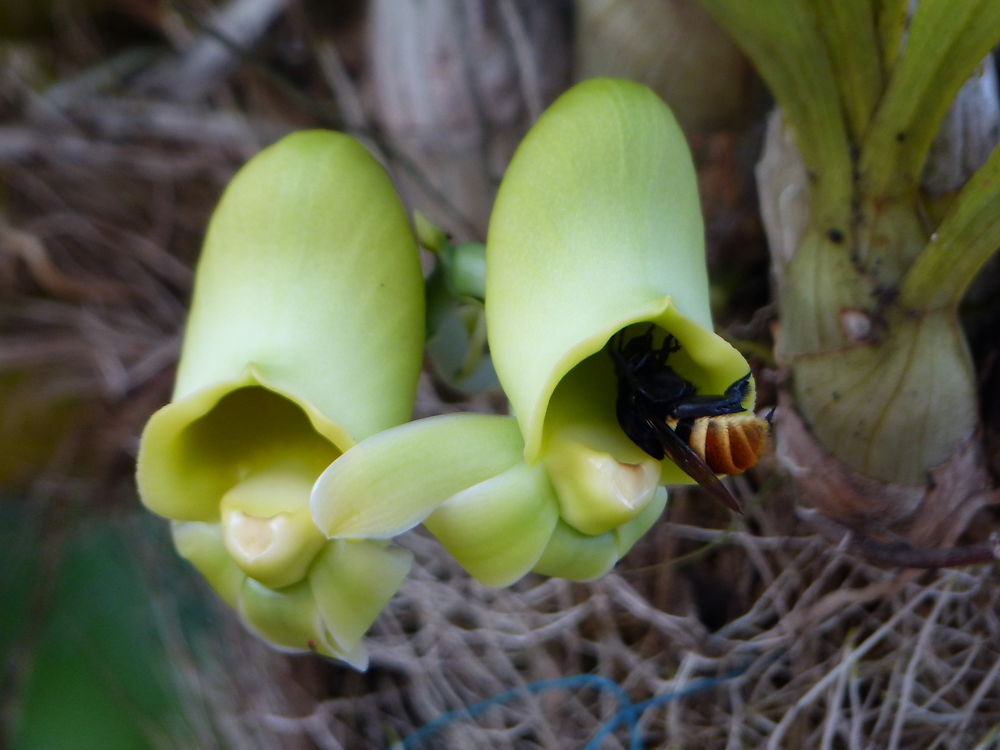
[136, 130, 423, 669]
[486, 77, 754, 532]
[312, 79, 753, 585]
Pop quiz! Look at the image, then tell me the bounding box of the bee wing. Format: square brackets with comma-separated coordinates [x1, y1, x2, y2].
[649, 418, 743, 514]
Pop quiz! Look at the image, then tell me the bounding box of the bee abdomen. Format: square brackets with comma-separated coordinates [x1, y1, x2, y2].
[676, 414, 769, 475]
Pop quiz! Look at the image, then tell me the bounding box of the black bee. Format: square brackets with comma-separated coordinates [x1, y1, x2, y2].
[608, 326, 768, 513]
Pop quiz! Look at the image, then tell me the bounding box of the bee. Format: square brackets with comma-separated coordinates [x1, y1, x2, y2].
[608, 326, 769, 513]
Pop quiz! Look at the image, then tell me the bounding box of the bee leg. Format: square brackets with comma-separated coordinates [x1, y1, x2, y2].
[615, 397, 666, 460]
[648, 333, 679, 369]
[667, 372, 753, 420]
[631, 324, 656, 354]
[724, 372, 752, 401]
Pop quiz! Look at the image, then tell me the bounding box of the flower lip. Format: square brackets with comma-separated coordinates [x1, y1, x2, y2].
[543, 439, 661, 535]
[219, 468, 328, 589]
[514, 299, 677, 463]
[137, 368, 348, 524]
[539, 311, 755, 473]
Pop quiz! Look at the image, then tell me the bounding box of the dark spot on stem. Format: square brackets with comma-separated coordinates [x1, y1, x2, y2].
[827, 228, 844, 243]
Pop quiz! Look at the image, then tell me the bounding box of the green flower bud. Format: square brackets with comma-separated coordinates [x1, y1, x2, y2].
[136, 130, 424, 668]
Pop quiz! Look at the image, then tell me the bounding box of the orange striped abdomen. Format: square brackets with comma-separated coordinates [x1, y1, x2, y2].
[669, 413, 769, 475]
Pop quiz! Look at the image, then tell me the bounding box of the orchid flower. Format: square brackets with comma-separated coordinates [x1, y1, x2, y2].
[136, 131, 424, 668]
[312, 79, 754, 585]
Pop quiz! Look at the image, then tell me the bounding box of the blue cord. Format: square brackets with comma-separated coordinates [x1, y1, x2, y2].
[394, 668, 745, 749]
[395, 674, 634, 748]
[584, 669, 746, 750]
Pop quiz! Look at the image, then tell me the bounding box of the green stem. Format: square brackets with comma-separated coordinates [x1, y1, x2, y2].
[900, 143, 1000, 312]
[875, 0, 908, 75]
[860, 0, 1000, 198]
[810, 0, 883, 143]
[457, 306, 488, 382]
[698, 0, 853, 221]
[447, 242, 487, 302]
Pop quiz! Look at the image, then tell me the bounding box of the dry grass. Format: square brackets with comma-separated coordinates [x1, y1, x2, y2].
[245, 507, 998, 749]
[1, 2, 997, 748]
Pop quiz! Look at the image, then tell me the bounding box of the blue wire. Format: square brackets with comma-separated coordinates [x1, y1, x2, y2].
[583, 669, 746, 750]
[395, 674, 635, 749]
[394, 668, 746, 749]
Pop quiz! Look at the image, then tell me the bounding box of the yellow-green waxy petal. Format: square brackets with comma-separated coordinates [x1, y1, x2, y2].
[311, 414, 525, 539]
[529, 488, 667, 581]
[531, 521, 620, 581]
[137, 130, 425, 667]
[174, 130, 424, 441]
[238, 577, 326, 654]
[486, 78, 750, 464]
[614, 487, 668, 556]
[219, 469, 327, 589]
[138, 130, 425, 525]
[171, 521, 244, 606]
[309, 540, 412, 667]
[138, 378, 341, 522]
[423, 461, 560, 586]
[171, 523, 410, 669]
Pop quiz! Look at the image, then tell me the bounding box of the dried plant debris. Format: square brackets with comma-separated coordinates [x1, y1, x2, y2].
[254, 522, 1000, 749]
[1, 3, 997, 749]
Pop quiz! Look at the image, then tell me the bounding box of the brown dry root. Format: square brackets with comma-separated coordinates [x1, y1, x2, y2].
[244, 522, 1000, 750]
[775, 392, 999, 567]
[801, 509, 1000, 569]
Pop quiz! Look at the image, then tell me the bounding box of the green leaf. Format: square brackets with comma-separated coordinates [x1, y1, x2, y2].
[860, 0, 1000, 197]
[901, 143, 1000, 311]
[809, 0, 882, 141]
[6, 515, 194, 749]
[699, 0, 853, 215]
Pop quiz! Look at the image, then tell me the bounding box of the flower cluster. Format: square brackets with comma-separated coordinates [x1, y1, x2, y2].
[137, 79, 755, 668]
